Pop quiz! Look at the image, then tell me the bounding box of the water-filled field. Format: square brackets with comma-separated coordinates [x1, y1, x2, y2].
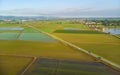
[0, 27, 24, 30]
[0, 32, 19, 40]
[24, 58, 119, 75]
[0, 27, 56, 41]
[20, 33, 56, 41]
[103, 28, 120, 34]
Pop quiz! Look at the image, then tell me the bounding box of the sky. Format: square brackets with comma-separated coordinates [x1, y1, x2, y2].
[0, 0, 120, 17]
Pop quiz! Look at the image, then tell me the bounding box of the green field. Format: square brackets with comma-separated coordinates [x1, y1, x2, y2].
[0, 38, 95, 75]
[0, 22, 94, 60]
[0, 27, 56, 41]
[53, 33, 120, 64]
[39, 24, 89, 33]
[23, 27, 39, 33]
[54, 30, 105, 34]
[0, 56, 32, 75]
[0, 40, 94, 60]
[24, 21, 89, 33]
[0, 20, 120, 75]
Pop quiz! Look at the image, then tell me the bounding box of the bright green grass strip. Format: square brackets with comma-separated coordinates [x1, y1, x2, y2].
[23, 27, 39, 33]
[34, 23, 89, 33]
[62, 24, 88, 28]
[0, 56, 32, 75]
[39, 28, 55, 33]
[61, 24, 89, 30]
[54, 30, 105, 34]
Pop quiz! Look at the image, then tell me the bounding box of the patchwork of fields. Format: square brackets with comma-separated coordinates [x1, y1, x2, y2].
[24, 58, 119, 75]
[53, 31, 120, 64]
[0, 21, 120, 75]
[0, 27, 56, 41]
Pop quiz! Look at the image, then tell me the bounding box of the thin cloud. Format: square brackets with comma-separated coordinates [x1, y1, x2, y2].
[0, 7, 120, 17]
[64, 7, 93, 12]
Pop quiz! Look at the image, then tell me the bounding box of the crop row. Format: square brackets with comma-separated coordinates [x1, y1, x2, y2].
[54, 30, 105, 34]
[24, 58, 119, 75]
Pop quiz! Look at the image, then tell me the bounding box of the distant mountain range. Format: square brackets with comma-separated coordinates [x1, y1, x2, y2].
[0, 16, 120, 20]
[0, 16, 48, 20]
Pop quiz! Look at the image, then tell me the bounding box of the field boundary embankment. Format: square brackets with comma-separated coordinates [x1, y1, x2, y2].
[27, 25, 120, 71]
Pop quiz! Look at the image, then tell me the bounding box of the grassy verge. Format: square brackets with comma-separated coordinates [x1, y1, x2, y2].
[116, 34, 120, 37]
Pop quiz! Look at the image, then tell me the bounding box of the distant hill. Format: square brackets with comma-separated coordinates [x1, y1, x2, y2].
[0, 16, 120, 20]
[0, 16, 47, 20]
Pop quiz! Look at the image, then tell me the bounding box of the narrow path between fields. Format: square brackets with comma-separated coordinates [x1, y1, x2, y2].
[113, 34, 120, 39]
[17, 30, 24, 39]
[27, 25, 120, 71]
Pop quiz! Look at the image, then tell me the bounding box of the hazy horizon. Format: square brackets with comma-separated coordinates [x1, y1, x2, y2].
[0, 0, 120, 17]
